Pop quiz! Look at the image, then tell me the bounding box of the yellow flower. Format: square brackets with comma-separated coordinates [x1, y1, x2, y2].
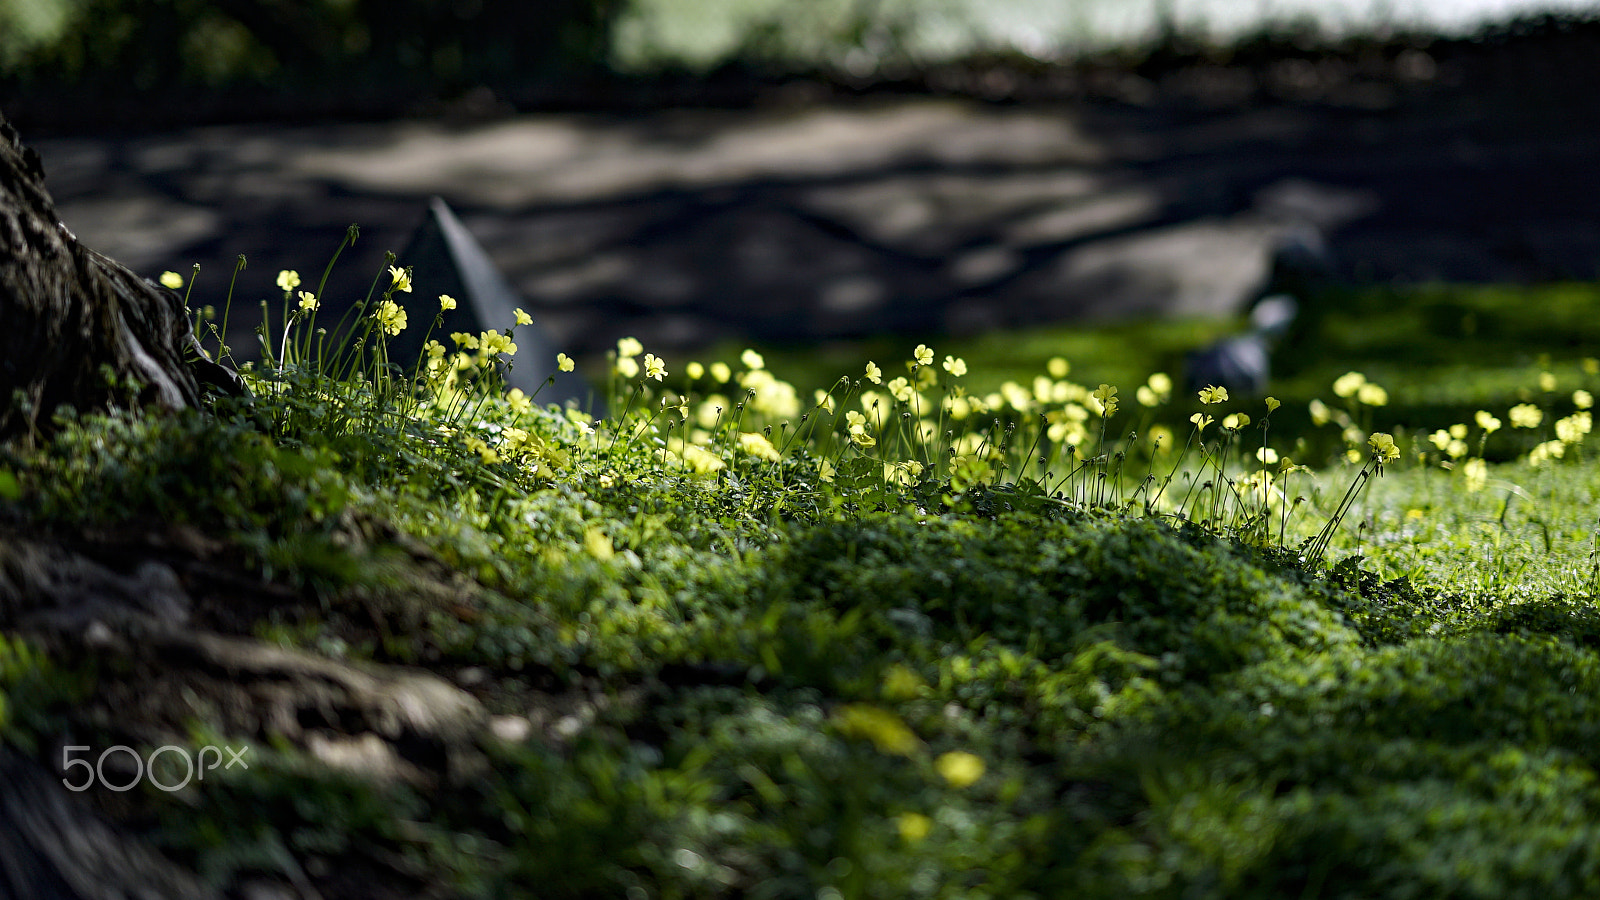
[935, 751, 985, 788]
[557, 352, 575, 373]
[1575, 390, 1594, 411]
[1556, 411, 1591, 444]
[741, 348, 765, 370]
[1462, 457, 1488, 492]
[502, 426, 529, 448]
[897, 812, 932, 843]
[1332, 371, 1367, 398]
[276, 269, 301, 291]
[1190, 412, 1213, 434]
[1356, 383, 1388, 406]
[644, 353, 667, 381]
[1368, 432, 1399, 462]
[297, 290, 319, 311]
[375, 299, 408, 335]
[1092, 383, 1119, 416]
[686, 361, 704, 380]
[942, 355, 967, 377]
[424, 339, 446, 359]
[1256, 447, 1279, 465]
[865, 361, 883, 384]
[710, 361, 731, 383]
[506, 388, 532, 414]
[1449, 423, 1467, 439]
[1146, 372, 1173, 400]
[584, 526, 614, 561]
[1509, 403, 1543, 429]
[1047, 356, 1070, 378]
[738, 431, 780, 461]
[1222, 412, 1251, 430]
[683, 445, 726, 474]
[1540, 371, 1557, 392]
[514, 308, 533, 326]
[913, 344, 934, 366]
[616, 356, 640, 378]
[617, 336, 644, 358]
[464, 435, 498, 464]
[851, 430, 877, 448]
[1136, 385, 1161, 407]
[887, 376, 914, 403]
[1265, 396, 1280, 413]
[1429, 429, 1453, 451]
[451, 331, 480, 350]
[387, 265, 412, 293]
[159, 271, 184, 289]
[846, 410, 869, 430]
[813, 389, 835, 413]
[437, 294, 456, 311]
[1148, 424, 1174, 454]
[817, 458, 836, 482]
[1198, 385, 1228, 404]
[1475, 410, 1502, 433]
[833, 704, 920, 756]
[1309, 398, 1332, 425]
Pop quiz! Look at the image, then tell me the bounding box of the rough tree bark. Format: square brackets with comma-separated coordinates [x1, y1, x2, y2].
[0, 107, 237, 441]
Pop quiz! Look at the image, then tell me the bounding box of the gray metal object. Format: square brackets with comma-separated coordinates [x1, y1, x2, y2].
[396, 197, 599, 413]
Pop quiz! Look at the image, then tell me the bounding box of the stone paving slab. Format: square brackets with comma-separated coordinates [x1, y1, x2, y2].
[30, 94, 1600, 358]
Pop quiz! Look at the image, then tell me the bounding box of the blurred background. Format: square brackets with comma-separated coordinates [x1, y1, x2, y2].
[4, 0, 1600, 405]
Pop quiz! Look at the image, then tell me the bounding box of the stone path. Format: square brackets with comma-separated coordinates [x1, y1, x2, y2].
[31, 88, 1600, 357]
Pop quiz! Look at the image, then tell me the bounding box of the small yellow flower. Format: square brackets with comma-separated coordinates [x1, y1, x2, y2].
[710, 361, 731, 383]
[1575, 390, 1594, 411]
[1509, 403, 1543, 429]
[833, 704, 920, 756]
[616, 356, 640, 378]
[1556, 411, 1591, 444]
[1136, 385, 1161, 407]
[851, 430, 877, 448]
[297, 290, 319, 311]
[387, 265, 412, 293]
[375, 298, 407, 335]
[1092, 383, 1119, 416]
[1146, 372, 1173, 400]
[897, 812, 932, 843]
[644, 353, 667, 381]
[1309, 398, 1332, 425]
[1223, 412, 1251, 430]
[1190, 412, 1213, 434]
[557, 352, 575, 373]
[506, 388, 532, 414]
[1356, 383, 1388, 406]
[686, 361, 704, 380]
[439, 294, 457, 311]
[741, 348, 765, 370]
[935, 751, 985, 788]
[817, 458, 836, 482]
[1332, 371, 1367, 398]
[617, 336, 644, 359]
[865, 361, 883, 384]
[502, 427, 529, 448]
[276, 269, 301, 291]
[514, 308, 533, 326]
[887, 376, 914, 403]
[1256, 447, 1279, 465]
[1198, 385, 1229, 404]
[1368, 432, 1399, 463]
[738, 431, 780, 461]
[942, 355, 967, 377]
[683, 445, 726, 474]
[1462, 457, 1488, 492]
[584, 526, 614, 561]
[1265, 396, 1281, 413]
[159, 271, 184, 289]
[1540, 371, 1557, 392]
[1475, 410, 1502, 433]
[1047, 356, 1070, 378]
[451, 331, 480, 350]
[424, 339, 446, 359]
[913, 344, 934, 367]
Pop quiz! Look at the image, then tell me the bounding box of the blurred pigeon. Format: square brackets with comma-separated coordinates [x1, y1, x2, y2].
[1184, 225, 1326, 397]
[397, 197, 600, 413]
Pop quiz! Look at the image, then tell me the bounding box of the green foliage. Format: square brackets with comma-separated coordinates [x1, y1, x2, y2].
[10, 265, 1600, 898]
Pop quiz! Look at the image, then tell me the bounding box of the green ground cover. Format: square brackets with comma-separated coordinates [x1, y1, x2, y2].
[3, 262, 1600, 898]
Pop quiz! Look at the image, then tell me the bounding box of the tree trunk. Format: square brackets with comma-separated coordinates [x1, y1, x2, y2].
[0, 107, 237, 441]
